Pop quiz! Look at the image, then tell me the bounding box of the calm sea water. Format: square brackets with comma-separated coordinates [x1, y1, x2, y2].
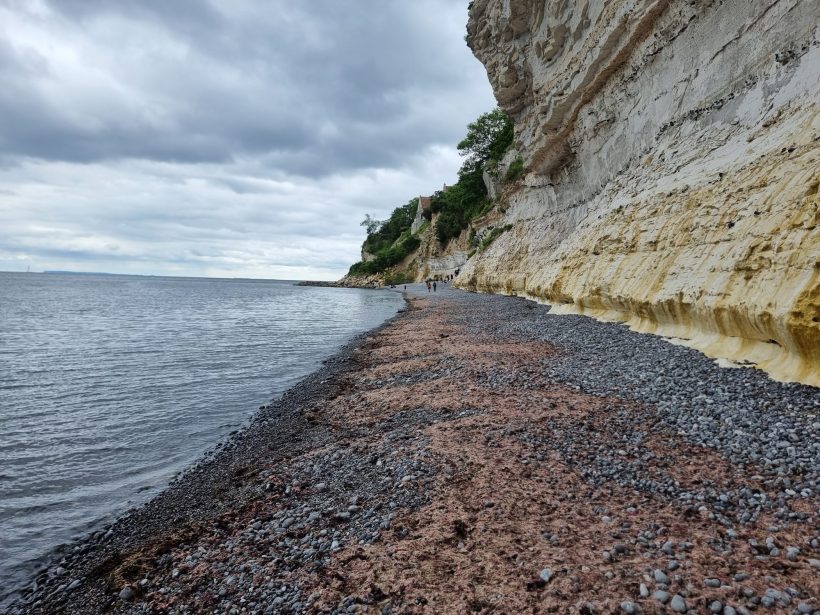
[0, 272, 403, 603]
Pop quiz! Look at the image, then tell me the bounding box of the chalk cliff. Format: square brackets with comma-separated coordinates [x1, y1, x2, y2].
[459, 0, 820, 385]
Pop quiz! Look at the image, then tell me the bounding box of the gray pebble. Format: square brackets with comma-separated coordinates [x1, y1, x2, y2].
[670, 594, 687, 612]
[119, 586, 135, 601]
[652, 590, 670, 604]
[639, 583, 649, 598]
[620, 601, 640, 614]
[653, 569, 669, 584]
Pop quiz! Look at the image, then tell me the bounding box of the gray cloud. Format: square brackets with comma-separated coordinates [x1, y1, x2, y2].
[0, 0, 486, 174]
[0, 0, 495, 278]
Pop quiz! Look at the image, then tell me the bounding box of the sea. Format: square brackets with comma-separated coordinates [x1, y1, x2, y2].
[0, 272, 404, 606]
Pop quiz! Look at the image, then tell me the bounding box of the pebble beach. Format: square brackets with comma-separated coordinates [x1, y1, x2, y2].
[11, 285, 819, 614]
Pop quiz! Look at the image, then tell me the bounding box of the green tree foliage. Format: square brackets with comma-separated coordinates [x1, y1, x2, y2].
[360, 214, 381, 235]
[347, 235, 420, 277]
[361, 198, 418, 255]
[433, 108, 513, 245]
[348, 107, 515, 276]
[348, 198, 419, 277]
[457, 108, 514, 174]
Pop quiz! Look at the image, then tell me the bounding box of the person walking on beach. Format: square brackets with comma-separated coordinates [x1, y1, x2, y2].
[433, 281, 437, 292]
[427, 281, 431, 292]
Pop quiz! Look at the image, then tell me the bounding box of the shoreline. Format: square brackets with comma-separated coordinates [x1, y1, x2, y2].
[11, 284, 819, 613]
[6, 295, 408, 613]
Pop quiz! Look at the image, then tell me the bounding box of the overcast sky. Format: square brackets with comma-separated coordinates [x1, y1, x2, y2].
[0, 0, 495, 279]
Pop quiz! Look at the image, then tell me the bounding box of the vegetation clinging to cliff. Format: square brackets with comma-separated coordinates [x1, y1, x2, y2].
[347, 199, 419, 276]
[432, 108, 513, 245]
[457, 108, 513, 174]
[346, 108, 514, 277]
[360, 199, 417, 255]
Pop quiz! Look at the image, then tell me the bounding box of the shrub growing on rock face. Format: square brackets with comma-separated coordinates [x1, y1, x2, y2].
[433, 108, 514, 246]
[478, 224, 513, 252]
[348, 107, 516, 275]
[458, 108, 514, 174]
[347, 234, 420, 277]
[360, 199, 418, 256]
[383, 271, 409, 285]
[505, 157, 524, 182]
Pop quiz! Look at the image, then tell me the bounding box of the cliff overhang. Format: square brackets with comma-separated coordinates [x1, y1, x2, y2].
[460, 0, 820, 386]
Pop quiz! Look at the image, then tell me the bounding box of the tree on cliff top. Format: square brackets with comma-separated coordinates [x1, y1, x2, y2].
[457, 108, 513, 174]
[430, 108, 512, 245]
[360, 198, 418, 256]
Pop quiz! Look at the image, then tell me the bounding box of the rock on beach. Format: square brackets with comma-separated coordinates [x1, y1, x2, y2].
[10, 285, 819, 614]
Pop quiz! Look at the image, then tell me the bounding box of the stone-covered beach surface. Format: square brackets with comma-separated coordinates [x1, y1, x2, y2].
[12, 285, 819, 614]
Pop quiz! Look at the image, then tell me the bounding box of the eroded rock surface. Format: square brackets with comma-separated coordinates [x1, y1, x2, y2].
[462, 0, 820, 385]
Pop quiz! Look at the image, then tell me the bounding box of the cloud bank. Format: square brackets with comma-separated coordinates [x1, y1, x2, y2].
[0, 0, 495, 278]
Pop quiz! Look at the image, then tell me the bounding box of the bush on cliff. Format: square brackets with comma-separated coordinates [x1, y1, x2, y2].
[347, 234, 421, 277]
[457, 108, 514, 174]
[478, 224, 513, 252]
[433, 108, 513, 245]
[348, 199, 420, 277]
[360, 198, 418, 255]
[505, 156, 524, 182]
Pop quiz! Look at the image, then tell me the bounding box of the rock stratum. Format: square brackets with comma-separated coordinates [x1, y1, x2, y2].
[460, 0, 820, 386]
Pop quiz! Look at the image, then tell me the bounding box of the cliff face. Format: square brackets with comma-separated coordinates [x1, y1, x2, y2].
[406, 218, 470, 281]
[340, 214, 469, 288]
[461, 0, 820, 385]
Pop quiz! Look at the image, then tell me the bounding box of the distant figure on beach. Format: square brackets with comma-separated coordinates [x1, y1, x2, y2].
[404, 285, 406, 290]
[433, 281, 437, 292]
[426, 281, 431, 292]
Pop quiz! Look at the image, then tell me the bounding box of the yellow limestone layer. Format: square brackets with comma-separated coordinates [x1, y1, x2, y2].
[462, 113, 820, 386]
[461, 0, 820, 385]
